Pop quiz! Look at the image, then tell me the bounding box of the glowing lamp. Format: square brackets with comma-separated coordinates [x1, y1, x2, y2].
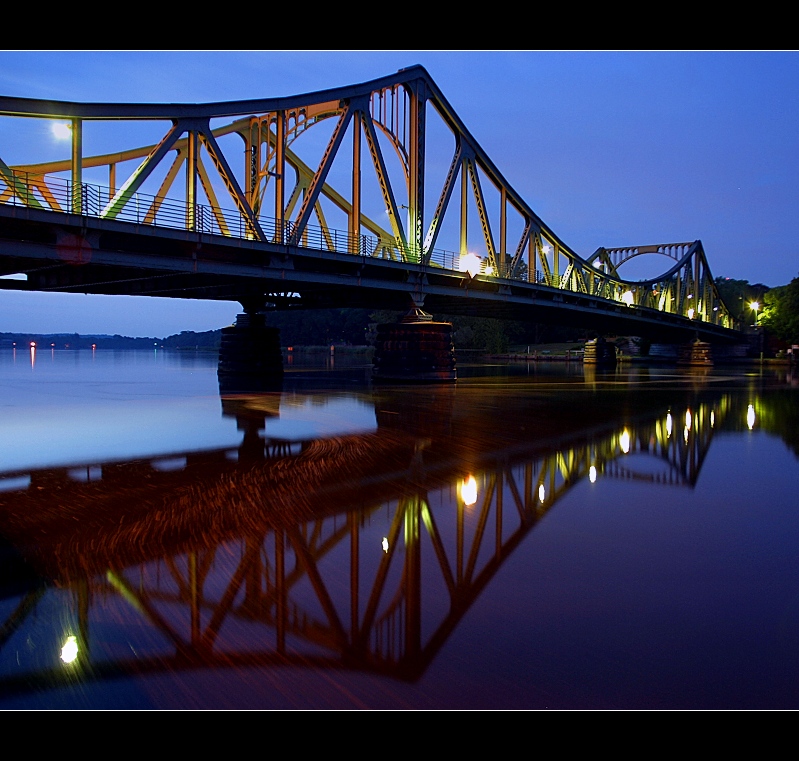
[459, 253, 482, 278]
[461, 475, 478, 506]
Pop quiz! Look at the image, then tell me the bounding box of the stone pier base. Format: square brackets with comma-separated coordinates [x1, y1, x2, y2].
[372, 309, 456, 383]
[677, 339, 713, 367]
[583, 337, 618, 365]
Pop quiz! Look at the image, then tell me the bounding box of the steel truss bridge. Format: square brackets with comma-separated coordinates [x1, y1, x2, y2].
[0, 383, 746, 695]
[0, 66, 740, 342]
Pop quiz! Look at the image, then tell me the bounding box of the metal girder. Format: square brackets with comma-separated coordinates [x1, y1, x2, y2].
[466, 157, 498, 272]
[100, 120, 185, 220]
[360, 100, 408, 256]
[197, 127, 265, 240]
[423, 141, 462, 263]
[0, 66, 740, 331]
[288, 103, 355, 245]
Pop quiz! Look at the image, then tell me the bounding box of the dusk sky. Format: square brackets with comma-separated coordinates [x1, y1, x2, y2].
[1, 50, 797, 337]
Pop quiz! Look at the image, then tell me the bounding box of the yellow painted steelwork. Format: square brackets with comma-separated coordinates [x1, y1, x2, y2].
[0, 66, 736, 329]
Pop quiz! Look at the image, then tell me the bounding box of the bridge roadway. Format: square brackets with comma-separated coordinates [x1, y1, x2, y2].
[0, 66, 741, 344]
[0, 201, 737, 345]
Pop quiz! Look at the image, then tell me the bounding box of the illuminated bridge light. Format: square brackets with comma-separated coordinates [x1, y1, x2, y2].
[666, 412, 673, 437]
[459, 253, 482, 278]
[589, 465, 597, 483]
[747, 404, 756, 430]
[620, 429, 631, 454]
[460, 475, 477, 506]
[538, 484, 546, 504]
[382, 537, 389, 553]
[685, 410, 692, 430]
[622, 291, 634, 306]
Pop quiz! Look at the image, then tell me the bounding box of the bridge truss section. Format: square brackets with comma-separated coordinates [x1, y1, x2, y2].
[0, 66, 735, 329]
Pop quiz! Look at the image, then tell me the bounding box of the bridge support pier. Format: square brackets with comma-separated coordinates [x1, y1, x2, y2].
[217, 311, 283, 394]
[372, 307, 457, 383]
[677, 339, 713, 367]
[582, 337, 618, 365]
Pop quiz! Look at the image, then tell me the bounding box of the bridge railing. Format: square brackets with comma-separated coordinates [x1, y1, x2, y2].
[0, 169, 552, 283]
[0, 169, 261, 239]
[3, 169, 729, 326]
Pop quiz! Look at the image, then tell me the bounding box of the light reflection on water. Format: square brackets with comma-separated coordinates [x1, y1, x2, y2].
[0, 350, 798, 709]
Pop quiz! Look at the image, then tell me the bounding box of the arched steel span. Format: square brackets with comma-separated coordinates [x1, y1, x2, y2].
[0, 66, 740, 341]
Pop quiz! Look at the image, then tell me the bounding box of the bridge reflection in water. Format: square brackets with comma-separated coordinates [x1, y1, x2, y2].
[0, 373, 764, 702]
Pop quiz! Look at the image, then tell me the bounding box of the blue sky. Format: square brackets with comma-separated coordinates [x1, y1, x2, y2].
[1, 50, 797, 337]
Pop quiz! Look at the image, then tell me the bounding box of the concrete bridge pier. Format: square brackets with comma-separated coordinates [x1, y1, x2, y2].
[217, 301, 284, 394]
[648, 338, 714, 366]
[677, 338, 713, 367]
[372, 301, 457, 383]
[582, 337, 618, 365]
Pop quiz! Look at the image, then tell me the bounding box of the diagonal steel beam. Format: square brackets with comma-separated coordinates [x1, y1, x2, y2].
[288, 104, 354, 245]
[101, 121, 184, 220]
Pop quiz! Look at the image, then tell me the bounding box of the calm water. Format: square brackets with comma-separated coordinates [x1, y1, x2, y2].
[1, 347, 798, 710]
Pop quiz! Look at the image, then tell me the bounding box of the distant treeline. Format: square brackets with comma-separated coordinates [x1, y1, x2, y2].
[0, 307, 587, 354]
[0, 330, 222, 351]
[263, 308, 582, 352]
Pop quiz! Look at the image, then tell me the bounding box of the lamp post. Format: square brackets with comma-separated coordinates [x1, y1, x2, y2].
[749, 301, 760, 326]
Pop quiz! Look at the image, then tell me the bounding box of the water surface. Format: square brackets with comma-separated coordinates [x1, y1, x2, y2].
[1, 348, 798, 709]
